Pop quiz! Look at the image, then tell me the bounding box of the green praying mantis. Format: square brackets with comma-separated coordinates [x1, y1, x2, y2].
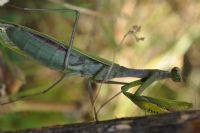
[0, 6, 192, 120]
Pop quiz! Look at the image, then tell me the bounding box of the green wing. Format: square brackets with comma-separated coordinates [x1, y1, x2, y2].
[0, 19, 113, 66]
[72, 47, 112, 66]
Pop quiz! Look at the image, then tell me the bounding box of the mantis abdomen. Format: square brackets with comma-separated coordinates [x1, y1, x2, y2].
[0, 21, 117, 79]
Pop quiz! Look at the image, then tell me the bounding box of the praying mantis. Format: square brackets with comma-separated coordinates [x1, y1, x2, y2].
[0, 6, 192, 120]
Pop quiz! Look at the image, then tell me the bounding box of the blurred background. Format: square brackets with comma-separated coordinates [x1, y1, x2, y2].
[0, 0, 199, 131]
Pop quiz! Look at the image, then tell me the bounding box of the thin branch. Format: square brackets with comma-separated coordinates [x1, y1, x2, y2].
[5, 110, 200, 133]
[48, 0, 100, 16]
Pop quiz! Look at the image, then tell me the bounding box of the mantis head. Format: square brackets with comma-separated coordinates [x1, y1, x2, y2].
[171, 67, 181, 82]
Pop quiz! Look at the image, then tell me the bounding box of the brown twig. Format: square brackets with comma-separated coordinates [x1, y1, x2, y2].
[4, 110, 200, 133]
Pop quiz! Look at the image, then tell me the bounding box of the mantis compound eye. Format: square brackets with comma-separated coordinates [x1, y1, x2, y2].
[171, 67, 181, 82]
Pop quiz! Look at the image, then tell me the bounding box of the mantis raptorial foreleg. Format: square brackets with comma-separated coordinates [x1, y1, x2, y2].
[121, 69, 192, 113]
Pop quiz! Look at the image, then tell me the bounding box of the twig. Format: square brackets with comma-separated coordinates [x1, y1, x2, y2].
[5, 110, 200, 133]
[48, 0, 100, 16]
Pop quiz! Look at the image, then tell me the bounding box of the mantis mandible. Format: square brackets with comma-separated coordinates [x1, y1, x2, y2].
[0, 6, 192, 119]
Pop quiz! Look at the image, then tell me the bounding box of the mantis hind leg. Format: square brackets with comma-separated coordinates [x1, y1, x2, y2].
[0, 7, 79, 105]
[86, 79, 99, 121]
[121, 72, 192, 113]
[64, 10, 79, 68]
